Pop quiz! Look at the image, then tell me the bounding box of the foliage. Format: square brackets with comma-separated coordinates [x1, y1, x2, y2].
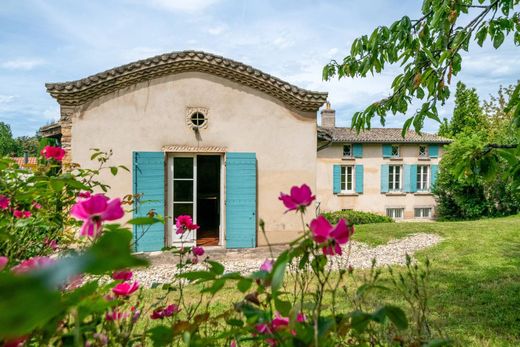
[0, 148, 129, 264]
[321, 209, 394, 225]
[438, 81, 485, 137]
[433, 82, 520, 220]
[0, 122, 18, 156]
[0, 154, 448, 346]
[323, 0, 520, 135]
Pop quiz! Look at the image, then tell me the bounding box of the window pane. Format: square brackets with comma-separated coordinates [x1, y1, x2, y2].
[174, 180, 193, 202]
[173, 203, 193, 219]
[343, 145, 351, 157]
[174, 157, 193, 179]
[391, 145, 399, 156]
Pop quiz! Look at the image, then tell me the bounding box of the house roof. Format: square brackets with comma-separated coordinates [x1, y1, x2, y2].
[12, 157, 38, 167]
[45, 50, 328, 112]
[39, 122, 61, 138]
[318, 126, 452, 144]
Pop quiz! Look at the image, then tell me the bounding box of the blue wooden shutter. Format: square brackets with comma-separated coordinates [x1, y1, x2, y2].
[410, 164, 418, 193]
[431, 164, 439, 190]
[225, 152, 256, 248]
[353, 144, 363, 158]
[380, 164, 389, 193]
[355, 165, 364, 193]
[333, 165, 341, 194]
[403, 164, 411, 192]
[429, 144, 439, 158]
[382, 144, 392, 158]
[133, 152, 165, 252]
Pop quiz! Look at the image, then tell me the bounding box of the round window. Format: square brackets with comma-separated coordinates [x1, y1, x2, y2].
[190, 112, 206, 127]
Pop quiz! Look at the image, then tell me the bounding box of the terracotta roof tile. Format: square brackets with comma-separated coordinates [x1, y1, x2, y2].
[318, 126, 452, 144]
[12, 157, 38, 167]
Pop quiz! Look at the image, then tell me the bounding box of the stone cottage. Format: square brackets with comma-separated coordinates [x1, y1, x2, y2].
[41, 50, 450, 252]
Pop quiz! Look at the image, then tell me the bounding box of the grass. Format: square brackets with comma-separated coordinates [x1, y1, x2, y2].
[141, 215, 520, 346]
[353, 215, 520, 346]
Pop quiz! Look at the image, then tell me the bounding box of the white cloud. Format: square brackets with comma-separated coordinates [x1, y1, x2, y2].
[0, 95, 15, 105]
[150, 0, 221, 12]
[1, 58, 45, 70]
[208, 24, 227, 36]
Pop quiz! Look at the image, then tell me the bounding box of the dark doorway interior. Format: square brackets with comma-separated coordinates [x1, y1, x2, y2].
[196, 155, 220, 246]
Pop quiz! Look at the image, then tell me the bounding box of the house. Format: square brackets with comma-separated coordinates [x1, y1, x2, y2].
[41, 51, 327, 251]
[316, 103, 451, 219]
[40, 50, 449, 252]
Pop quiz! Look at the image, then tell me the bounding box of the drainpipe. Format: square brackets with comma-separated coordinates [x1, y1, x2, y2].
[23, 152, 28, 165]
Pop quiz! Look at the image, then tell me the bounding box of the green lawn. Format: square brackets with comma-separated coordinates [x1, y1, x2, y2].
[142, 215, 520, 346]
[353, 215, 520, 346]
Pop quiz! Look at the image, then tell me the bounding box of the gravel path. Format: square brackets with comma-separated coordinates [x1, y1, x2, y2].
[133, 233, 442, 287]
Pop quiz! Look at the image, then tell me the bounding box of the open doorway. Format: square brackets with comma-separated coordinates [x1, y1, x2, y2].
[196, 155, 220, 246]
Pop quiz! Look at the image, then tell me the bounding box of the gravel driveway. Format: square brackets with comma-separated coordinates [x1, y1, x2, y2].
[134, 233, 442, 287]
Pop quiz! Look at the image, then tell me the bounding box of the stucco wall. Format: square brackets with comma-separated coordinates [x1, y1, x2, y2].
[316, 143, 443, 219]
[69, 72, 317, 245]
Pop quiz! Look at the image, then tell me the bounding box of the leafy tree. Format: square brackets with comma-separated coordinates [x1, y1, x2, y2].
[323, 0, 520, 133]
[439, 81, 486, 137]
[0, 122, 18, 156]
[14, 136, 40, 157]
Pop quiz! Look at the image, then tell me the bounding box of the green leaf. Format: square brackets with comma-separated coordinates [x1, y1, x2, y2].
[0, 273, 62, 338]
[493, 31, 505, 49]
[177, 271, 215, 281]
[475, 26, 488, 47]
[377, 305, 408, 330]
[349, 311, 372, 332]
[202, 278, 226, 294]
[271, 251, 289, 293]
[148, 325, 174, 347]
[127, 217, 163, 225]
[207, 260, 225, 275]
[237, 278, 253, 293]
[110, 166, 118, 176]
[274, 298, 292, 316]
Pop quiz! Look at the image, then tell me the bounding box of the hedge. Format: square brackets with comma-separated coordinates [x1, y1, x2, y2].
[321, 210, 394, 225]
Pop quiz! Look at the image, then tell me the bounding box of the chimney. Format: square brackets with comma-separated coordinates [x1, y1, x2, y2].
[23, 152, 29, 164]
[320, 101, 336, 128]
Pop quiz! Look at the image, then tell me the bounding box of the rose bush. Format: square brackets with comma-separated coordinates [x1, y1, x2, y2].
[0, 149, 449, 346]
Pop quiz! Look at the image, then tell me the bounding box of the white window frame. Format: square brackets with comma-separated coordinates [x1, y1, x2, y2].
[340, 165, 355, 193]
[414, 207, 432, 218]
[391, 144, 400, 158]
[417, 165, 430, 192]
[388, 165, 402, 192]
[386, 208, 404, 219]
[343, 144, 352, 157]
[418, 145, 428, 158]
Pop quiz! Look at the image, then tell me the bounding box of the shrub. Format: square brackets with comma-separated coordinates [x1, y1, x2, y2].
[322, 209, 394, 225]
[0, 162, 447, 346]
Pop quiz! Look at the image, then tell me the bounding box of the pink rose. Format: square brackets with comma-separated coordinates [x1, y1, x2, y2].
[150, 304, 180, 319]
[278, 184, 315, 213]
[0, 195, 10, 210]
[309, 216, 354, 256]
[112, 270, 133, 281]
[40, 145, 66, 161]
[259, 259, 274, 272]
[70, 193, 124, 237]
[12, 256, 55, 274]
[175, 215, 200, 234]
[112, 281, 139, 297]
[13, 210, 31, 219]
[192, 246, 204, 256]
[0, 256, 8, 271]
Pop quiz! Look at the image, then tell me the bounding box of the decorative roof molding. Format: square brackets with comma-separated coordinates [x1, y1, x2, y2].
[318, 126, 452, 144]
[162, 145, 227, 153]
[46, 50, 328, 112]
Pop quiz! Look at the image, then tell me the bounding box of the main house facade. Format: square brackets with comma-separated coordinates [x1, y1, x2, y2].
[41, 51, 450, 252]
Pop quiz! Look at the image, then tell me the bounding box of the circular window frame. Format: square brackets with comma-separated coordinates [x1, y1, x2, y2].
[185, 107, 209, 129]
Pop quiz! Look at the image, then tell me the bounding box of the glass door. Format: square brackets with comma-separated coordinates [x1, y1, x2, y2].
[171, 156, 196, 244]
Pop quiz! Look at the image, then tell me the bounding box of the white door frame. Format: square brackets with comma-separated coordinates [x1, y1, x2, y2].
[167, 153, 224, 247]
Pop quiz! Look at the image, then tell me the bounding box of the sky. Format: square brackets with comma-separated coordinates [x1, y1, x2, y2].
[0, 0, 518, 137]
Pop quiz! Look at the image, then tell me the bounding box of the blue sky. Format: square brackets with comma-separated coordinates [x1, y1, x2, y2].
[0, 0, 518, 137]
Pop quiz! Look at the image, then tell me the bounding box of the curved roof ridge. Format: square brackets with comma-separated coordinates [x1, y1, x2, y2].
[46, 50, 328, 112]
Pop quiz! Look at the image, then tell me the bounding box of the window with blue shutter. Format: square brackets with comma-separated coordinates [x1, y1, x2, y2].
[380, 164, 389, 193]
[410, 164, 418, 193]
[133, 152, 165, 252]
[382, 144, 392, 158]
[429, 144, 439, 158]
[355, 165, 364, 193]
[353, 144, 363, 158]
[225, 152, 257, 249]
[333, 165, 341, 194]
[430, 164, 439, 190]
